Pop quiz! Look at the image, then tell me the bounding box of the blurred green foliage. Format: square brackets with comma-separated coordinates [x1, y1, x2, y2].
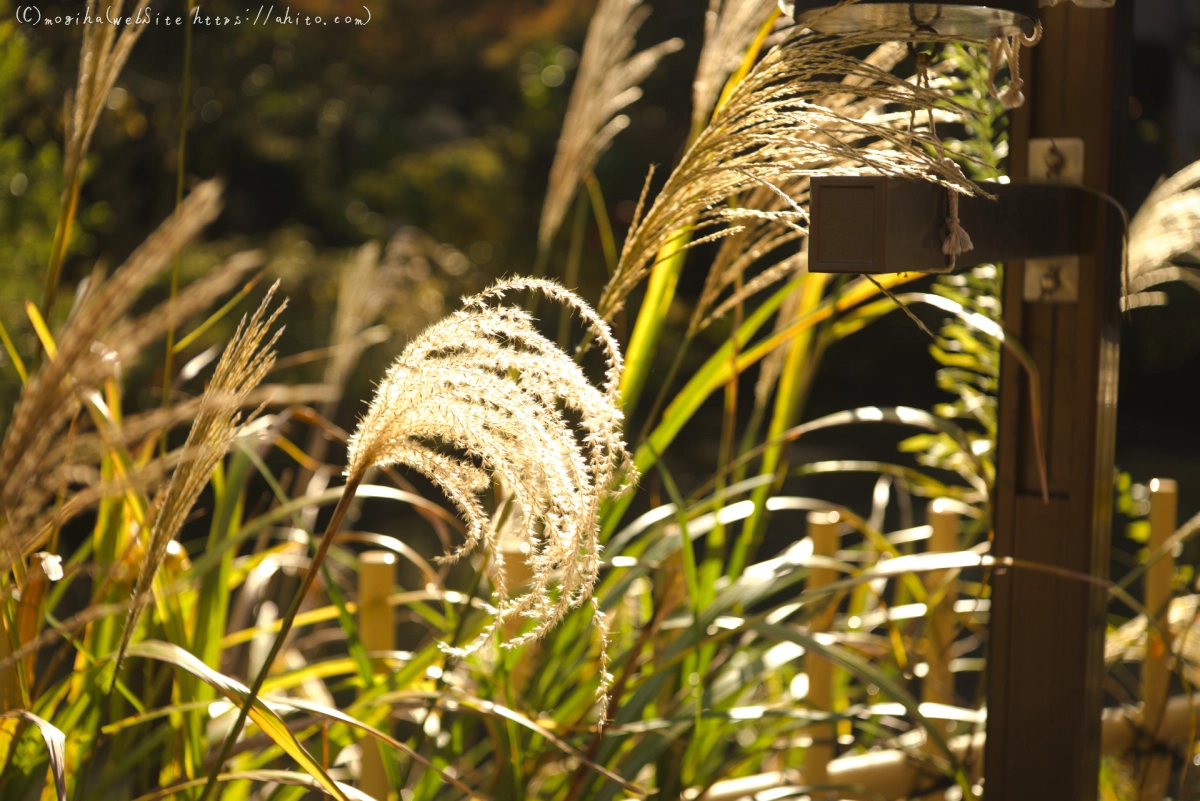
[899, 43, 1007, 492]
[1, 2, 64, 412]
[0, 0, 617, 428]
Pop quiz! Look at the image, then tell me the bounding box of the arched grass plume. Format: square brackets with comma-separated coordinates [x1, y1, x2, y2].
[205, 278, 635, 798]
[1125, 158, 1200, 309]
[346, 277, 635, 652]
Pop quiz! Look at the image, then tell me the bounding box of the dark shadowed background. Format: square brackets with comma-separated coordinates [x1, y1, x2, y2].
[0, 0, 1195, 590]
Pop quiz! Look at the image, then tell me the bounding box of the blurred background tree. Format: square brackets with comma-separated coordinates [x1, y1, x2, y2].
[1, 0, 1197, 545]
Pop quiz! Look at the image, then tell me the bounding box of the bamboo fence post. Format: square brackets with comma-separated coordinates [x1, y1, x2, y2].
[806, 510, 840, 787]
[924, 499, 960, 711]
[1139, 478, 1177, 800]
[359, 551, 396, 800]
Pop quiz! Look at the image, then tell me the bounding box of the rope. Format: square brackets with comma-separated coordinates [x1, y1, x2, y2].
[988, 23, 1043, 110]
[941, 160, 974, 270]
[911, 44, 973, 270]
[865, 275, 935, 340]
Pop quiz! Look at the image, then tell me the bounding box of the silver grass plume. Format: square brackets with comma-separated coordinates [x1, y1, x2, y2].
[212, 279, 635, 768]
[111, 284, 286, 681]
[691, 40, 911, 390]
[691, 41, 911, 338]
[596, 30, 971, 321]
[1125, 159, 1200, 310]
[346, 277, 635, 657]
[690, 181, 808, 338]
[538, 0, 682, 252]
[692, 0, 778, 131]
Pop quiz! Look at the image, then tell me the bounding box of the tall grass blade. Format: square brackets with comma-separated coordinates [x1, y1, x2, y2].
[0, 317, 27, 383]
[1, 709, 66, 801]
[125, 640, 352, 801]
[129, 770, 376, 801]
[734, 271, 827, 579]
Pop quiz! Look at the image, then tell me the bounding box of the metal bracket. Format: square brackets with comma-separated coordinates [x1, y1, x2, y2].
[1029, 137, 1085, 185]
[1023, 255, 1079, 302]
[1025, 137, 1085, 303]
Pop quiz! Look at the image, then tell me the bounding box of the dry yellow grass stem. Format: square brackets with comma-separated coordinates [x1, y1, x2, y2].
[0, 181, 224, 573]
[111, 284, 286, 680]
[538, 0, 682, 252]
[692, 0, 779, 130]
[43, 0, 154, 313]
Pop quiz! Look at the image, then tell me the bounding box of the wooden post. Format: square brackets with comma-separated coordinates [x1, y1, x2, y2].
[923, 500, 960, 710]
[986, 3, 1132, 798]
[359, 551, 395, 800]
[1139, 478, 1177, 800]
[806, 511, 840, 786]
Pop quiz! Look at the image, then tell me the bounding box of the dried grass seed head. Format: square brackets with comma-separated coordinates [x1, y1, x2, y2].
[346, 278, 634, 655]
[1125, 158, 1200, 307]
[538, 0, 682, 251]
[112, 283, 287, 676]
[597, 29, 974, 321]
[0, 180, 223, 571]
[692, 0, 779, 130]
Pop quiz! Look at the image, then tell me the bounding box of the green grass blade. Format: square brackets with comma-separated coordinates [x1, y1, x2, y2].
[734, 272, 828, 579]
[619, 227, 691, 413]
[124, 641, 352, 801]
[0, 710, 66, 801]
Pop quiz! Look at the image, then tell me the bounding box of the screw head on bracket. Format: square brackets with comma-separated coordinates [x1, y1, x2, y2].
[780, 0, 1039, 40]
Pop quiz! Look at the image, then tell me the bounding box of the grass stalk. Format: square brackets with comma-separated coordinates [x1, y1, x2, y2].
[731, 272, 827, 579]
[619, 229, 689, 412]
[619, 8, 778, 415]
[161, 0, 196, 452]
[584, 173, 617, 275]
[558, 192, 589, 348]
[39, 165, 85, 318]
[197, 469, 364, 801]
[0, 317, 28, 383]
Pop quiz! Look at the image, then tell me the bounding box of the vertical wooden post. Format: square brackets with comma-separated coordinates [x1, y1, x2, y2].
[359, 551, 396, 800]
[1139, 478, 1177, 800]
[806, 511, 840, 786]
[924, 500, 960, 710]
[986, 3, 1132, 799]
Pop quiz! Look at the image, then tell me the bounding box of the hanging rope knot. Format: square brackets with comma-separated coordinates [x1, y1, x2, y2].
[905, 38, 971, 271]
[907, 36, 941, 134]
[988, 22, 1043, 110]
[941, 159, 973, 270]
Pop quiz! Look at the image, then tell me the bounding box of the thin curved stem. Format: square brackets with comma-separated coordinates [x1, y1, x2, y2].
[197, 470, 364, 801]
